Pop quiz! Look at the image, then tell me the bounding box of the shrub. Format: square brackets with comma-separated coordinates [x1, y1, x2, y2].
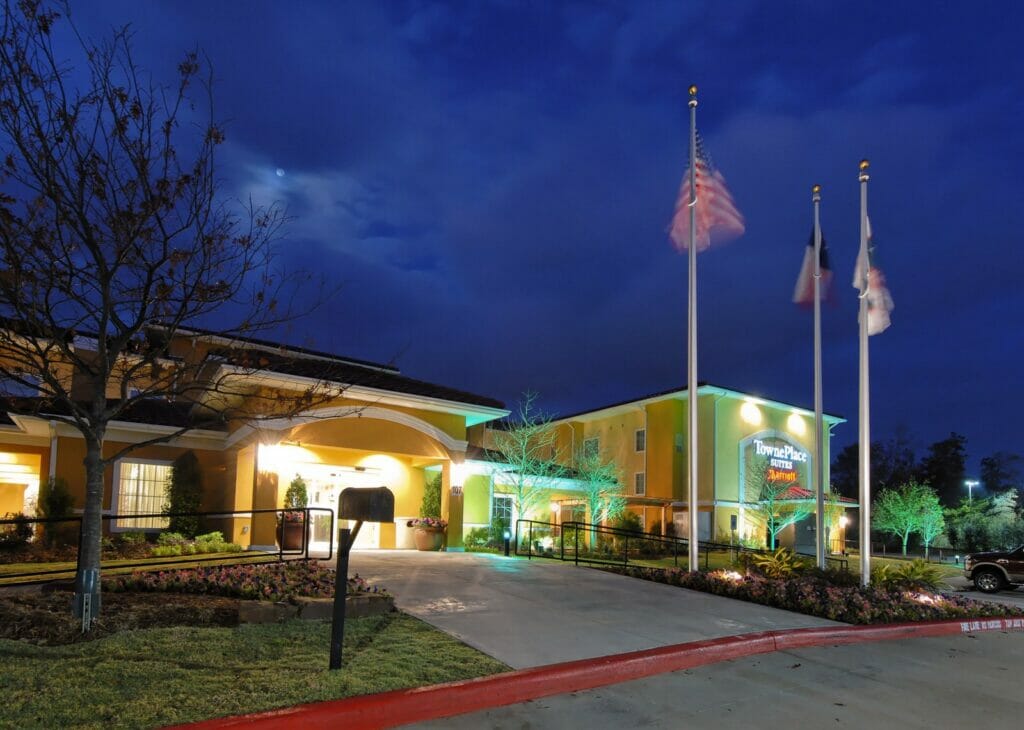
[284, 475, 308, 510]
[36, 476, 76, 546]
[873, 560, 946, 591]
[420, 473, 442, 519]
[605, 564, 1024, 625]
[0, 512, 33, 549]
[488, 516, 509, 546]
[157, 532, 189, 546]
[649, 520, 663, 537]
[104, 562, 389, 602]
[119, 532, 147, 545]
[752, 548, 807, 579]
[611, 511, 643, 534]
[195, 531, 225, 544]
[463, 527, 489, 548]
[151, 545, 182, 557]
[165, 451, 203, 537]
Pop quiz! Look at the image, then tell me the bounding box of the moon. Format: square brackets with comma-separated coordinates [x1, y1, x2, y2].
[275, 168, 285, 177]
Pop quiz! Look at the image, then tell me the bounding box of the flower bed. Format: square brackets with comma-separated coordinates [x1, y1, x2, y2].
[605, 565, 1024, 624]
[103, 561, 388, 603]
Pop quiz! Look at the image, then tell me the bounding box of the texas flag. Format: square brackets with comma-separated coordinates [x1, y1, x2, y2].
[792, 231, 833, 307]
[852, 217, 894, 335]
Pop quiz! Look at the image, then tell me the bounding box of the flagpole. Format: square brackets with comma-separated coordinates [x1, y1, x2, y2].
[813, 184, 825, 570]
[857, 159, 871, 586]
[687, 84, 700, 571]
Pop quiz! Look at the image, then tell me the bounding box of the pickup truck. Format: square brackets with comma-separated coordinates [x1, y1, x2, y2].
[964, 545, 1024, 593]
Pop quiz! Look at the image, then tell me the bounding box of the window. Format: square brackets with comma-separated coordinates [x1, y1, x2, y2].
[114, 459, 171, 530]
[492, 494, 513, 524]
[583, 437, 599, 458]
[635, 429, 646, 452]
[634, 472, 646, 496]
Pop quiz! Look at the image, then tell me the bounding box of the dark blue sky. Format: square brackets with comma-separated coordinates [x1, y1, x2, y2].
[66, 1, 1023, 471]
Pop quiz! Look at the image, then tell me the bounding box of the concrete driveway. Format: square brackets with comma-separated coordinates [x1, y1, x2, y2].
[347, 551, 835, 669]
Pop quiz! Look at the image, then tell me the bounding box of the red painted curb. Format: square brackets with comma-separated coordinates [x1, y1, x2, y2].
[175, 617, 1024, 730]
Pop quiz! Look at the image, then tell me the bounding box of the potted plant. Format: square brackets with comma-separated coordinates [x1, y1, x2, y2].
[279, 475, 308, 551]
[408, 517, 447, 551]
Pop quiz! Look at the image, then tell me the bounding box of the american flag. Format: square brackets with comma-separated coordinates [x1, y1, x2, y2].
[852, 217, 893, 335]
[793, 230, 833, 306]
[669, 135, 744, 251]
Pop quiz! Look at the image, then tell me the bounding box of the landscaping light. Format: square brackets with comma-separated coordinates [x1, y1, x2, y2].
[503, 529, 511, 540]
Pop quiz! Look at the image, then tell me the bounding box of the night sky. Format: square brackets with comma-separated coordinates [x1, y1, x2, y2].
[62, 1, 1023, 471]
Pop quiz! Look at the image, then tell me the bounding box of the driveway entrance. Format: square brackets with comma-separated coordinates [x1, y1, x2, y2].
[348, 551, 835, 669]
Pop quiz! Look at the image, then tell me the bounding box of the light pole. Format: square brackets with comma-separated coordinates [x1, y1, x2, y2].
[964, 479, 979, 503]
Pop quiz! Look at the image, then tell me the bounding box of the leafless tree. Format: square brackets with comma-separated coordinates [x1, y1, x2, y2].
[489, 392, 566, 523]
[0, 1, 336, 621]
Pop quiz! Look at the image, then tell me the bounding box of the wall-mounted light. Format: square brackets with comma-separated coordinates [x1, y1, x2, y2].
[839, 515, 849, 528]
[787, 413, 806, 436]
[451, 462, 470, 491]
[740, 401, 762, 426]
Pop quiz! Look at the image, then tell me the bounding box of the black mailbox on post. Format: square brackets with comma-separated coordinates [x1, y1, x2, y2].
[338, 486, 394, 523]
[330, 486, 395, 671]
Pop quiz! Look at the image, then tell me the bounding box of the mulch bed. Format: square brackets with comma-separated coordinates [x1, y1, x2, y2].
[0, 589, 240, 646]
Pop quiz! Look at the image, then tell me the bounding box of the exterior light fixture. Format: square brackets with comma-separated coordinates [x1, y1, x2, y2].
[964, 479, 979, 503]
[787, 413, 806, 436]
[839, 515, 849, 528]
[740, 401, 762, 426]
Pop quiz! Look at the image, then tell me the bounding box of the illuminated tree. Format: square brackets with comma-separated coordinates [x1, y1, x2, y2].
[573, 445, 625, 544]
[0, 2, 334, 622]
[489, 392, 566, 522]
[873, 481, 942, 556]
[745, 458, 814, 550]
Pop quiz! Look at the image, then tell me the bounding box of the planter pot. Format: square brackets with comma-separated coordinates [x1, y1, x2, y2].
[279, 517, 306, 551]
[413, 527, 445, 551]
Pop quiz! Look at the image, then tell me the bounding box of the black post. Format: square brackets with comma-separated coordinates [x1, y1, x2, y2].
[329, 527, 351, 670]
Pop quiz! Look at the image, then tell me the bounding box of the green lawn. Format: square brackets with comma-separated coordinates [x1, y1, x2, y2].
[0, 612, 509, 729]
[0, 552, 275, 585]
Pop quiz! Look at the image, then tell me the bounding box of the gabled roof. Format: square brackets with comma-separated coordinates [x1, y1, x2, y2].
[552, 382, 845, 424]
[1, 396, 228, 431]
[211, 349, 505, 411]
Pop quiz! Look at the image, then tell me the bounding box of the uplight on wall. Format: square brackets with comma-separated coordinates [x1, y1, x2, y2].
[787, 413, 806, 436]
[740, 401, 762, 426]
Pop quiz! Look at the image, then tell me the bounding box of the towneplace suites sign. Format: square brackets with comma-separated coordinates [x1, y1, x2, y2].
[746, 436, 810, 487]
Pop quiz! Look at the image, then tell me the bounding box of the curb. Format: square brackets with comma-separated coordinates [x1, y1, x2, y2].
[175, 617, 1024, 730]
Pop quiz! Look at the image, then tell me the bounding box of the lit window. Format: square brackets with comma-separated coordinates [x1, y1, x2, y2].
[583, 438, 599, 458]
[114, 460, 171, 530]
[634, 472, 646, 496]
[635, 429, 646, 452]
[492, 494, 513, 524]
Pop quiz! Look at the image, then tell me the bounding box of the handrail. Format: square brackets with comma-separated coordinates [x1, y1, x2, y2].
[513, 519, 848, 572]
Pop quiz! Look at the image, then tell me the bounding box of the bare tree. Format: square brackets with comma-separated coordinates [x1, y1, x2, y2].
[0, 2, 334, 621]
[573, 444, 625, 545]
[744, 458, 814, 550]
[489, 392, 566, 524]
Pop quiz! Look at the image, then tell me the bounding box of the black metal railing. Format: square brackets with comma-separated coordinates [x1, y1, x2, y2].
[515, 519, 849, 572]
[0, 507, 335, 585]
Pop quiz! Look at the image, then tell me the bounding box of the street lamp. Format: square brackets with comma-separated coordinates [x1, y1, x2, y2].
[964, 479, 979, 503]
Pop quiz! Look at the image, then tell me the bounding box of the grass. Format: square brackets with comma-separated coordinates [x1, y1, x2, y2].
[0, 612, 509, 729]
[0, 552, 275, 585]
